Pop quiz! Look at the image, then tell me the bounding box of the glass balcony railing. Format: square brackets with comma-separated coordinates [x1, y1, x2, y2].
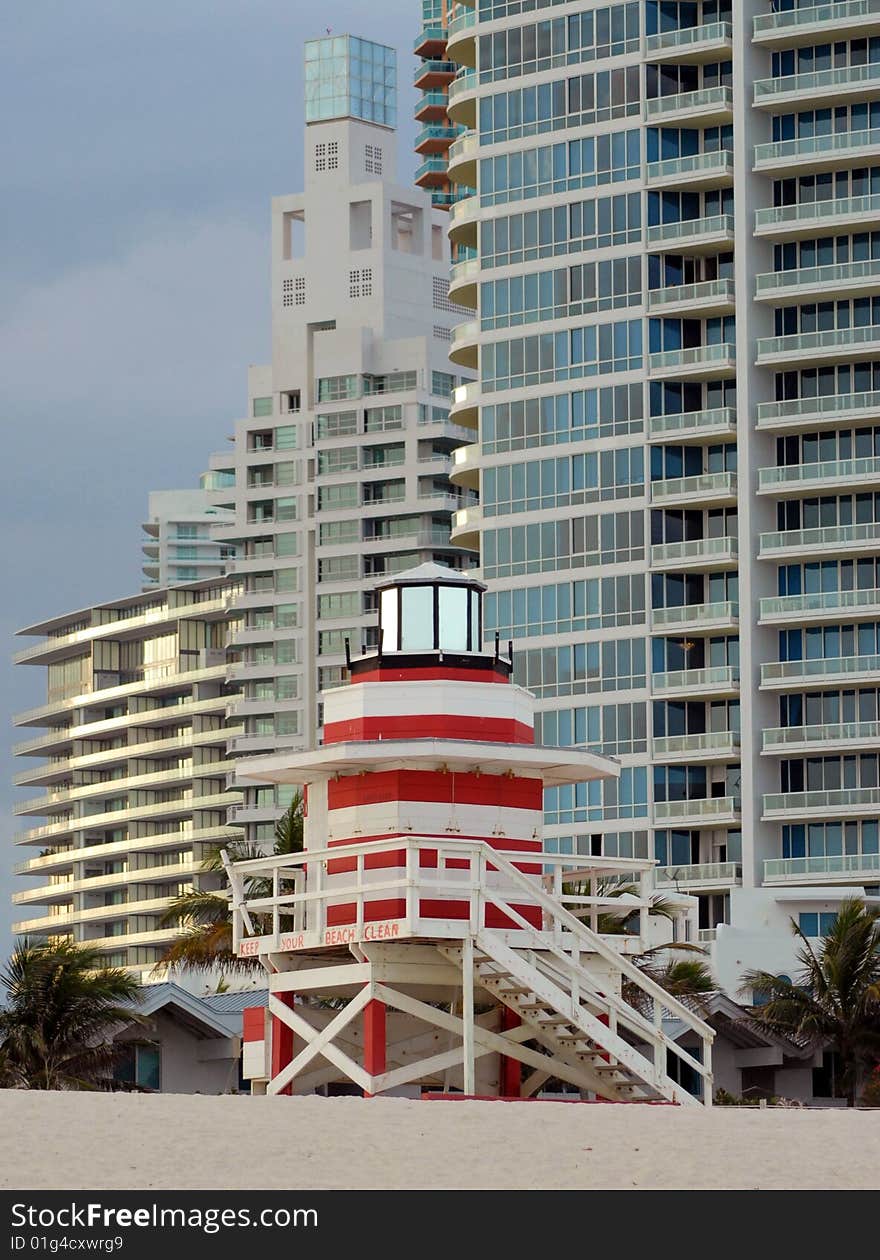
[647, 278, 735, 311]
[759, 521, 880, 556]
[650, 470, 737, 502]
[652, 601, 739, 629]
[755, 61, 880, 103]
[448, 8, 476, 37]
[653, 731, 741, 758]
[650, 535, 738, 566]
[763, 786, 880, 815]
[756, 257, 880, 297]
[754, 0, 880, 39]
[646, 213, 734, 248]
[646, 86, 733, 119]
[648, 343, 736, 373]
[764, 852, 880, 882]
[755, 128, 880, 168]
[757, 324, 880, 361]
[646, 150, 734, 184]
[761, 653, 880, 687]
[758, 454, 880, 490]
[757, 388, 880, 428]
[415, 125, 460, 148]
[755, 193, 880, 233]
[647, 406, 737, 440]
[656, 861, 742, 885]
[655, 796, 741, 823]
[414, 26, 447, 51]
[653, 664, 740, 694]
[764, 719, 880, 750]
[645, 21, 733, 55]
[760, 587, 880, 620]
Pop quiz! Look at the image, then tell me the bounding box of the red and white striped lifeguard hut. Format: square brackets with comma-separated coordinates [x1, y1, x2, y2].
[227, 563, 713, 1104]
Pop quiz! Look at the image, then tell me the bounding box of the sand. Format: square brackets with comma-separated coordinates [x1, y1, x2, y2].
[1, 1091, 878, 1190]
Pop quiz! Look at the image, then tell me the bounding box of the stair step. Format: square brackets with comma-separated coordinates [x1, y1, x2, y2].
[535, 1016, 572, 1026]
[494, 984, 532, 995]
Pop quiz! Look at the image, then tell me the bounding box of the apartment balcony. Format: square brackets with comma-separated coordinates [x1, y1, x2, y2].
[759, 520, 880, 560]
[763, 786, 880, 821]
[446, 70, 477, 128]
[652, 665, 740, 700]
[654, 796, 741, 828]
[448, 379, 480, 428]
[756, 324, 880, 368]
[764, 852, 880, 886]
[414, 91, 450, 123]
[757, 454, 880, 495]
[646, 86, 733, 127]
[447, 256, 479, 309]
[415, 157, 451, 189]
[647, 278, 735, 317]
[754, 193, 880, 240]
[655, 861, 742, 890]
[754, 61, 880, 111]
[759, 587, 880, 625]
[756, 388, 880, 433]
[413, 25, 448, 59]
[414, 125, 460, 156]
[448, 192, 478, 248]
[449, 319, 479, 369]
[648, 343, 736, 380]
[446, 7, 476, 65]
[414, 59, 457, 91]
[653, 730, 741, 763]
[647, 406, 737, 444]
[13, 824, 237, 879]
[645, 213, 735, 253]
[359, 528, 458, 552]
[446, 131, 478, 187]
[755, 258, 880, 303]
[450, 504, 482, 550]
[650, 535, 738, 572]
[761, 653, 880, 691]
[646, 149, 734, 190]
[650, 470, 737, 508]
[449, 443, 480, 491]
[763, 719, 880, 755]
[645, 21, 733, 62]
[13, 729, 73, 758]
[753, 0, 880, 48]
[651, 601, 739, 634]
[754, 128, 880, 175]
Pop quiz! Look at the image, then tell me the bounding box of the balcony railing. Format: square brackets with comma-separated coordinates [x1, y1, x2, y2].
[758, 454, 880, 491]
[653, 730, 741, 759]
[648, 278, 735, 312]
[647, 407, 737, 441]
[763, 719, 880, 751]
[759, 521, 880, 557]
[761, 653, 880, 687]
[654, 797, 741, 824]
[646, 86, 733, 121]
[754, 128, 880, 170]
[650, 470, 737, 503]
[648, 343, 736, 375]
[763, 786, 880, 816]
[755, 257, 880, 298]
[650, 535, 738, 567]
[655, 861, 742, 886]
[645, 214, 734, 250]
[756, 388, 880, 429]
[760, 587, 880, 622]
[645, 21, 733, 55]
[754, 61, 880, 104]
[754, 0, 880, 40]
[755, 193, 880, 234]
[653, 665, 740, 695]
[652, 601, 739, 629]
[756, 324, 880, 363]
[646, 150, 734, 185]
[764, 852, 880, 882]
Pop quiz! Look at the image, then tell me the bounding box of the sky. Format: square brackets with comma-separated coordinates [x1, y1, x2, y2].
[0, 0, 421, 955]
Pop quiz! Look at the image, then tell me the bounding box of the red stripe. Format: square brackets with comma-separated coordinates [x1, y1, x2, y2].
[242, 1008, 265, 1042]
[323, 715, 534, 745]
[355, 666, 510, 684]
[325, 833, 541, 876]
[327, 770, 543, 812]
[326, 899, 542, 929]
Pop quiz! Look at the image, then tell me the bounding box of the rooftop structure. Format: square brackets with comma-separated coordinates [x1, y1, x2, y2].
[141, 489, 236, 590]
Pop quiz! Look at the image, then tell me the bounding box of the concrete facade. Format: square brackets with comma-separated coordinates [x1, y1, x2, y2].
[141, 489, 236, 590]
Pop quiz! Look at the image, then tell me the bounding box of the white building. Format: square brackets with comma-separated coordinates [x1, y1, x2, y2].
[202, 34, 479, 845]
[141, 489, 236, 591]
[442, 0, 880, 995]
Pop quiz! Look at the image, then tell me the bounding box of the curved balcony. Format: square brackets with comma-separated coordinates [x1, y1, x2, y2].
[759, 520, 880, 560]
[763, 786, 880, 821]
[646, 149, 734, 190]
[446, 9, 476, 67]
[764, 852, 880, 885]
[753, 0, 880, 48]
[449, 319, 479, 369]
[761, 653, 880, 691]
[647, 278, 735, 317]
[651, 601, 739, 634]
[653, 665, 740, 700]
[763, 719, 880, 755]
[645, 21, 733, 62]
[449, 379, 479, 429]
[650, 470, 737, 508]
[450, 504, 482, 551]
[759, 587, 880, 625]
[448, 192, 478, 249]
[415, 125, 460, 156]
[647, 407, 737, 444]
[755, 193, 880, 240]
[756, 324, 880, 368]
[755, 257, 880, 303]
[648, 343, 736, 380]
[449, 443, 480, 491]
[448, 256, 479, 309]
[650, 535, 738, 572]
[654, 796, 741, 828]
[754, 61, 880, 110]
[754, 128, 880, 175]
[447, 132, 479, 188]
[414, 59, 457, 91]
[655, 861, 742, 890]
[646, 86, 733, 127]
[653, 730, 741, 763]
[757, 454, 880, 495]
[756, 388, 880, 433]
[446, 70, 477, 128]
[646, 213, 735, 253]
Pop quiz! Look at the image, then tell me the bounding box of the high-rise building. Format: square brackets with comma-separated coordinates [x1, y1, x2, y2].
[203, 34, 478, 846]
[444, 0, 880, 991]
[414, 2, 472, 211]
[141, 489, 236, 590]
[12, 579, 243, 976]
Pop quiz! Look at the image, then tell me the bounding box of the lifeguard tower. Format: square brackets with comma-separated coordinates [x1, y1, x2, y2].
[226, 564, 713, 1104]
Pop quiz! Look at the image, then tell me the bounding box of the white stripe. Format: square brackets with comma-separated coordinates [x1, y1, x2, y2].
[324, 799, 542, 845]
[323, 680, 535, 731]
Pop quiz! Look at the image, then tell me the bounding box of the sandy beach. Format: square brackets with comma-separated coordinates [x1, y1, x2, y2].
[0, 1091, 877, 1190]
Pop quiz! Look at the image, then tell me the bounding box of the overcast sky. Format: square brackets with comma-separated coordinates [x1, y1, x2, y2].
[0, 0, 420, 954]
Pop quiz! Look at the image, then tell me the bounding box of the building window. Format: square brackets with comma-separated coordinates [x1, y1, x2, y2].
[798, 911, 837, 938]
[113, 1042, 161, 1092]
[252, 397, 273, 418]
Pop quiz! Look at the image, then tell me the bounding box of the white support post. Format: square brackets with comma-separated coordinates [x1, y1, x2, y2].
[461, 935, 475, 1096]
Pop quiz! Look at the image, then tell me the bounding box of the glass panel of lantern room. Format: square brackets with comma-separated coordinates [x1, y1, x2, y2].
[380, 588, 399, 653]
[439, 585, 468, 652]
[402, 586, 435, 651]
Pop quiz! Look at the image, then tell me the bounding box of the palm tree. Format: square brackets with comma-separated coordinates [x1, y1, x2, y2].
[0, 939, 141, 1090]
[742, 899, 880, 1106]
[156, 793, 303, 974]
